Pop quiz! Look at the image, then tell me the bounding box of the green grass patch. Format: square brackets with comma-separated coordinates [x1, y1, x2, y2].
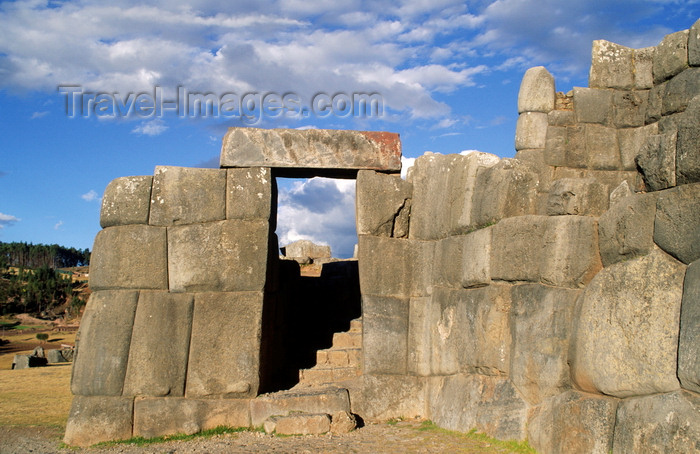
[417, 421, 537, 453]
[91, 426, 250, 448]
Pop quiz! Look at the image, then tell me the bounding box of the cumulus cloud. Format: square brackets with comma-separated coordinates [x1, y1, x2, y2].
[277, 178, 357, 258]
[0, 212, 20, 228]
[81, 189, 101, 202]
[54, 220, 64, 230]
[401, 156, 415, 179]
[132, 119, 168, 136]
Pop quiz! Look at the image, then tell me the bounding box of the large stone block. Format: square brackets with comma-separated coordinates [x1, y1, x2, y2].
[544, 124, 586, 168]
[149, 166, 226, 226]
[574, 87, 613, 125]
[598, 192, 657, 267]
[428, 374, 529, 441]
[586, 123, 621, 170]
[71, 291, 138, 396]
[662, 67, 700, 115]
[356, 170, 412, 237]
[515, 111, 548, 150]
[636, 133, 677, 191]
[679, 260, 700, 393]
[362, 295, 408, 374]
[122, 291, 194, 397]
[250, 387, 350, 426]
[676, 95, 700, 185]
[570, 249, 685, 398]
[63, 396, 134, 447]
[612, 90, 647, 128]
[471, 159, 539, 228]
[589, 40, 635, 89]
[266, 413, 331, 435]
[281, 239, 331, 259]
[654, 182, 700, 264]
[518, 66, 555, 113]
[407, 296, 431, 376]
[351, 374, 427, 421]
[433, 230, 494, 290]
[133, 397, 200, 439]
[220, 127, 402, 176]
[634, 46, 655, 89]
[510, 285, 580, 405]
[226, 167, 274, 221]
[546, 178, 608, 217]
[195, 399, 251, 430]
[89, 225, 168, 290]
[168, 220, 269, 292]
[186, 292, 264, 398]
[690, 19, 700, 66]
[653, 29, 690, 84]
[617, 123, 658, 171]
[612, 390, 700, 453]
[491, 215, 547, 283]
[100, 176, 152, 228]
[527, 391, 617, 454]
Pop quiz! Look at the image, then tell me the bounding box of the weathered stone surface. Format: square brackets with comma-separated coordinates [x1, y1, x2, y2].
[267, 413, 331, 435]
[612, 90, 647, 128]
[690, 19, 700, 66]
[330, 411, 357, 434]
[226, 167, 273, 221]
[527, 391, 618, 454]
[662, 67, 700, 115]
[356, 170, 412, 237]
[589, 40, 635, 89]
[11, 354, 47, 369]
[490, 216, 547, 283]
[598, 192, 657, 267]
[471, 159, 539, 228]
[634, 46, 655, 89]
[654, 182, 700, 264]
[168, 220, 269, 292]
[407, 296, 432, 376]
[63, 396, 134, 447]
[133, 397, 200, 439]
[586, 123, 621, 170]
[149, 166, 226, 226]
[281, 239, 331, 259]
[570, 249, 685, 398]
[545, 124, 586, 168]
[612, 390, 700, 453]
[548, 109, 575, 126]
[546, 178, 608, 216]
[46, 348, 71, 363]
[428, 374, 528, 441]
[515, 111, 548, 150]
[574, 87, 613, 125]
[71, 291, 138, 396]
[220, 127, 402, 175]
[617, 123, 658, 171]
[100, 176, 152, 228]
[679, 260, 700, 393]
[195, 399, 251, 430]
[250, 387, 350, 426]
[609, 180, 634, 206]
[636, 133, 677, 191]
[676, 95, 700, 185]
[518, 66, 555, 113]
[123, 291, 194, 397]
[186, 292, 263, 398]
[653, 29, 690, 84]
[433, 230, 494, 289]
[646, 81, 664, 123]
[510, 285, 580, 404]
[89, 225, 168, 290]
[352, 374, 427, 421]
[362, 295, 408, 374]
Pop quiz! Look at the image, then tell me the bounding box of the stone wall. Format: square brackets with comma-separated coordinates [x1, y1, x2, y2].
[355, 19, 700, 453]
[66, 21, 700, 453]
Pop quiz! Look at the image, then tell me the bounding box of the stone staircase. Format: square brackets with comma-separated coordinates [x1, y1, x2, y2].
[251, 318, 363, 435]
[297, 318, 363, 387]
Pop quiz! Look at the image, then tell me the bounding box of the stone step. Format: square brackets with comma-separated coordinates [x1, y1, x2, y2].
[250, 386, 350, 426]
[315, 348, 362, 368]
[299, 366, 361, 385]
[349, 318, 363, 333]
[332, 331, 362, 349]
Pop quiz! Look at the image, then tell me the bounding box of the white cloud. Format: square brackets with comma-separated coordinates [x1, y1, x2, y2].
[401, 156, 415, 179]
[0, 212, 20, 228]
[132, 119, 168, 136]
[81, 189, 101, 202]
[30, 111, 49, 119]
[54, 220, 63, 230]
[277, 177, 357, 258]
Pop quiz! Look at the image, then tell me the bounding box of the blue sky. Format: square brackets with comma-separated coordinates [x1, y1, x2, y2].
[0, 0, 698, 258]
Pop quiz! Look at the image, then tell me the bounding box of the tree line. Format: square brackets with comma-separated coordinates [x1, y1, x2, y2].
[0, 241, 90, 269]
[0, 265, 85, 316]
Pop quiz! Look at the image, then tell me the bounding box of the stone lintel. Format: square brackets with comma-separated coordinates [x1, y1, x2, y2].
[220, 127, 401, 177]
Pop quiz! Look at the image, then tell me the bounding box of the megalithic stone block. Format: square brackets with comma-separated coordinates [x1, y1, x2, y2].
[100, 176, 152, 228]
[589, 40, 635, 89]
[63, 396, 134, 447]
[653, 29, 690, 84]
[518, 66, 555, 113]
[220, 127, 401, 177]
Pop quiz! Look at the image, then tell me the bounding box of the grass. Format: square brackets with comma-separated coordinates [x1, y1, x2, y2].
[0, 363, 73, 427]
[92, 426, 252, 448]
[417, 421, 537, 454]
